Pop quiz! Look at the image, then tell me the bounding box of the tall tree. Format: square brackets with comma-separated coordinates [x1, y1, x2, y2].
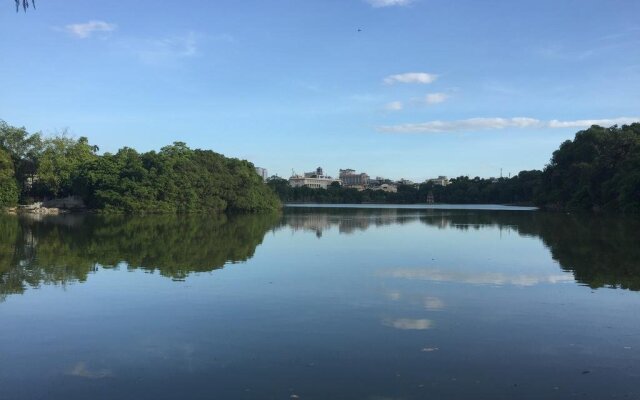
[35, 135, 98, 198]
[0, 120, 43, 198]
[0, 147, 19, 207]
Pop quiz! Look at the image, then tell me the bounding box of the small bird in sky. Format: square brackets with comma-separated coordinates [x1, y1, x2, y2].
[357, 28, 362, 32]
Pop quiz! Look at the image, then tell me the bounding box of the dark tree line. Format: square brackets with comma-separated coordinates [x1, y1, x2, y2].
[536, 123, 640, 212]
[268, 171, 542, 206]
[3, 120, 639, 213]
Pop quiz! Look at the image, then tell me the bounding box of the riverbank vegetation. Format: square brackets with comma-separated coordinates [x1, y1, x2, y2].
[0, 120, 279, 213]
[268, 123, 640, 212]
[2, 119, 638, 213]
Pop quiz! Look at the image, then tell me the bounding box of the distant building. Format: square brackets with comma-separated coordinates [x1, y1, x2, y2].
[339, 169, 370, 188]
[372, 183, 398, 193]
[289, 167, 341, 189]
[397, 178, 415, 186]
[305, 167, 325, 178]
[369, 176, 392, 187]
[427, 176, 449, 186]
[255, 167, 268, 182]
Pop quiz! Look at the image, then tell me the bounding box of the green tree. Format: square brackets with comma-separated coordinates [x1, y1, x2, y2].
[77, 143, 280, 213]
[0, 120, 43, 199]
[536, 123, 640, 212]
[34, 135, 98, 198]
[0, 148, 19, 207]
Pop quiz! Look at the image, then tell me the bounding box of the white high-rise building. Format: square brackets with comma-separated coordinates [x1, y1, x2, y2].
[255, 167, 268, 182]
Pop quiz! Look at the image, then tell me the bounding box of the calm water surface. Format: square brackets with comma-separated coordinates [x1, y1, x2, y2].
[1, 207, 639, 399]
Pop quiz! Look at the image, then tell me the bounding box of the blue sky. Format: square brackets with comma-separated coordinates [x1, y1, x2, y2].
[1, 0, 639, 181]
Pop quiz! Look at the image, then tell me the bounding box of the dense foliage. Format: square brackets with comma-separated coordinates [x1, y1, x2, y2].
[3, 118, 639, 212]
[76, 143, 280, 213]
[0, 148, 19, 207]
[0, 120, 280, 213]
[536, 123, 640, 212]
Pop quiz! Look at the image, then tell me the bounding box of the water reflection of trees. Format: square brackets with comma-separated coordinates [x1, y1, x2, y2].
[0, 212, 280, 300]
[282, 208, 640, 291]
[2, 208, 639, 300]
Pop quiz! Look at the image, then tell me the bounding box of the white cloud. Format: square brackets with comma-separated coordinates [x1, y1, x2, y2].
[378, 117, 639, 133]
[384, 101, 404, 111]
[64, 21, 117, 39]
[380, 117, 539, 133]
[384, 72, 438, 85]
[366, 0, 413, 7]
[425, 92, 449, 104]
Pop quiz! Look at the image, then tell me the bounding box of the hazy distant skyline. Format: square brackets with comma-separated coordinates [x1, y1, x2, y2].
[1, 0, 639, 181]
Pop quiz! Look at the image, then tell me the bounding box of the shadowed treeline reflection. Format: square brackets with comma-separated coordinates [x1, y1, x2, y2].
[2, 207, 640, 301]
[283, 207, 640, 291]
[0, 213, 280, 300]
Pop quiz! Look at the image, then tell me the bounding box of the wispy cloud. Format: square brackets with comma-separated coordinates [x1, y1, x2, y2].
[365, 0, 414, 7]
[378, 117, 639, 133]
[538, 44, 597, 61]
[598, 27, 640, 41]
[424, 92, 449, 105]
[384, 101, 404, 111]
[130, 31, 200, 64]
[63, 21, 117, 39]
[384, 72, 438, 85]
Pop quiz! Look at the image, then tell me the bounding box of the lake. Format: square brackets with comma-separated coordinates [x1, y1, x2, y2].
[1, 206, 639, 399]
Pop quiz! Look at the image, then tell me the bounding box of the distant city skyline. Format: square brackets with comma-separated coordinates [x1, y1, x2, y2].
[1, 0, 639, 181]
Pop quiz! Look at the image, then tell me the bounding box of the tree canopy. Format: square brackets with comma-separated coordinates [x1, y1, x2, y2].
[2, 119, 639, 213]
[0, 147, 19, 207]
[0, 119, 280, 213]
[536, 123, 640, 212]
